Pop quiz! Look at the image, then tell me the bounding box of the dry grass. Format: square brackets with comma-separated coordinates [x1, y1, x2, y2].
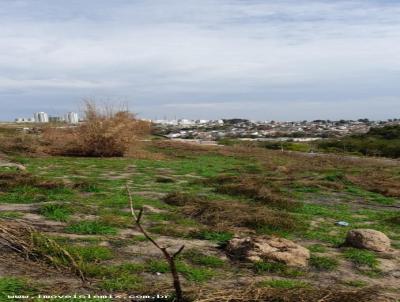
[0, 220, 84, 280]
[163, 192, 300, 233]
[347, 172, 400, 198]
[205, 174, 300, 211]
[193, 285, 387, 302]
[0, 171, 65, 192]
[0, 133, 42, 155]
[43, 102, 151, 157]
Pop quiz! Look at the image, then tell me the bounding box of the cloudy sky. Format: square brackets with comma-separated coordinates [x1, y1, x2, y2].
[0, 0, 399, 121]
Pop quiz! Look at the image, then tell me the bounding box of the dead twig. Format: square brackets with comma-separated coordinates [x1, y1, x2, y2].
[126, 184, 185, 302]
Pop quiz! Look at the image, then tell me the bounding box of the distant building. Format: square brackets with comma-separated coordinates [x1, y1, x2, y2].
[34, 112, 49, 123]
[49, 116, 65, 123]
[15, 117, 35, 123]
[65, 112, 79, 124]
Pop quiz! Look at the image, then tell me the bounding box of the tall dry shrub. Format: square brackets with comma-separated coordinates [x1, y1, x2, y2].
[44, 102, 150, 157]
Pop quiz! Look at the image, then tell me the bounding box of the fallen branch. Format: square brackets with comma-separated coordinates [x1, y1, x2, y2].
[126, 184, 185, 301]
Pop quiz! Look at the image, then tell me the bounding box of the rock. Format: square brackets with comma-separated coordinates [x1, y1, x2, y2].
[226, 236, 310, 267]
[345, 229, 391, 252]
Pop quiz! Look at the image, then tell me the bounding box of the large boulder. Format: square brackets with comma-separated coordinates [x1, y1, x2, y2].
[345, 229, 391, 252]
[226, 236, 310, 267]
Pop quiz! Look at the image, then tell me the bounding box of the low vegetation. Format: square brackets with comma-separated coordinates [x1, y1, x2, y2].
[0, 118, 399, 301]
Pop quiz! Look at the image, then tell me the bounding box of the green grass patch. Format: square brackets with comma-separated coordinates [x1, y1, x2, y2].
[65, 220, 117, 235]
[0, 277, 37, 300]
[182, 249, 225, 268]
[67, 245, 113, 262]
[145, 259, 214, 282]
[193, 230, 234, 245]
[39, 203, 72, 222]
[308, 244, 327, 253]
[99, 274, 142, 291]
[0, 211, 23, 218]
[343, 248, 378, 268]
[253, 261, 305, 277]
[310, 255, 339, 271]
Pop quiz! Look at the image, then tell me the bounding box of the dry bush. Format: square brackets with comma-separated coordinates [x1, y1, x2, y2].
[43, 102, 151, 157]
[0, 133, 42, 155]
[347, 172, 400, 198]
[205, 174, 300, 211]
[163, 192, 299, 232]
[0, 171, 65, 192]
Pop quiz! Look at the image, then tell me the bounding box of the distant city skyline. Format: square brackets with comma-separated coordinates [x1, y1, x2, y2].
[1, 1, 399, 121]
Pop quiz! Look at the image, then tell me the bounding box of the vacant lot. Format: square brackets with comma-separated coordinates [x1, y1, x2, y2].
[1, 138, 399, 301]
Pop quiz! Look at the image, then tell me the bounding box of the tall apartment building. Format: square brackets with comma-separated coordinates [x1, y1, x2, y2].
[34, 112, 49, 123]
[65, 112, 79, 124]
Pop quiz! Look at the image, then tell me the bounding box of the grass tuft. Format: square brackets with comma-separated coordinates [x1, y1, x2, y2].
[65, 220, 117, 235]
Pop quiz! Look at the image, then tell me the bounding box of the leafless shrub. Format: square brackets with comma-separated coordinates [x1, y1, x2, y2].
[43, 101, 151, 157]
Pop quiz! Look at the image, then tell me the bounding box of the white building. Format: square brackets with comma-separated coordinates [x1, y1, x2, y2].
[65, 112, 79, 124]
[34, 112, 49, 123]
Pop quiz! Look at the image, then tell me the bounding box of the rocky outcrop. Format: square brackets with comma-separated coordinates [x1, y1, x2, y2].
[226, 236, 310, 267]
[345, 229, 391, 252]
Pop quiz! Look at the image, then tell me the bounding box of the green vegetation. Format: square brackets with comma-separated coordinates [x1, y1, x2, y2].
[65, 220, 117, 235]
[182, 249, 225, 268]
[0, 211, 23, 218]
[0, 277, 36, 300]
[67, 245, 113, 262]
[39, 203, 72, 221]
[253, 262, 305, 277]
[310, 255, 339, 271]
[308, 244, 327, 253]
[316, 125, 400, 158]
[194, 230, 234, 244]
[343, 248, 378, 268]
[145, 259, 215, 283]
[343, 280, 368, 288]
[1, 129, 399, 298]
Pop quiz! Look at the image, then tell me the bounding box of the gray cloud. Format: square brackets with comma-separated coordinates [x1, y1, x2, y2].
[0, 0, 399, 120]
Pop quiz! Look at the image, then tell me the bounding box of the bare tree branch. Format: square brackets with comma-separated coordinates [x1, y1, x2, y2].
[126, 184, 185, 301]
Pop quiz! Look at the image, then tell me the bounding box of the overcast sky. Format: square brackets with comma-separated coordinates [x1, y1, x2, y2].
[0, 0, 399, 121]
